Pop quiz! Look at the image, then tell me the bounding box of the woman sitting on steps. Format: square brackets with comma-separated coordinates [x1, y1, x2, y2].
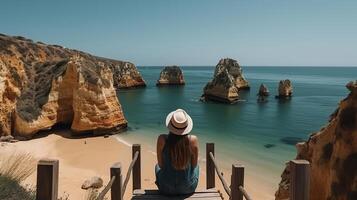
[155, 109, 199, 195]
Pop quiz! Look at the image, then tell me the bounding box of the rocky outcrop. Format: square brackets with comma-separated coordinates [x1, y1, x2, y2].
[201, 69, 239, 103]
[201, 58, 249, 103]
[157, 66, 185, 85]
[0, 34, 137, 137]
[258, 84, 270, 97]
[275, 81, 357, 200]
[109, 61, 146, 89]
[276, 80, 293, 99]
[257, 84, 269, 102]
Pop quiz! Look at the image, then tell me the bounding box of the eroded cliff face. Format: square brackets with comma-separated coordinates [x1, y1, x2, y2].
[201, 58, 249, 103]
[0, 34, 138, 136]
[157, 66, 185, 85]
[275, 81, 357, 200]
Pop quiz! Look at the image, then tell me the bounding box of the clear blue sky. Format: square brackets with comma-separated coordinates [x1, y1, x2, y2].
[1, 0, 356, 66]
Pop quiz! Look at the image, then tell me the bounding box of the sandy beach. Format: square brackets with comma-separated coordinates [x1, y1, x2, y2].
[1, 130, 274, 200]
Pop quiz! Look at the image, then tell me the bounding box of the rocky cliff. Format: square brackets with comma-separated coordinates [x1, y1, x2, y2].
[0, 34, 145, 137]
[275, 81, 357, 200]
[201, 58, 249, 103]
[157, 66, 185, 85]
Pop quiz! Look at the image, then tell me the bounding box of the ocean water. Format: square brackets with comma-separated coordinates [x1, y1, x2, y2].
[115, 66, 356, 195]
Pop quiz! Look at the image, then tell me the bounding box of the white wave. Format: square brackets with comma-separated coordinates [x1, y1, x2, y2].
[114, 136, 132, 147]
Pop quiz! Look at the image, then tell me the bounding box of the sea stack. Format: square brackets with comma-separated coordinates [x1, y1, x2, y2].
[156, 66, 185, 86]
[275, 81, 357, 200]
[257, 84, 269, 102]
[275, 79, 293, 99]
[110, 62, 146, 89]
[0, 34, 134, 137]
[201, 58, 249, 103]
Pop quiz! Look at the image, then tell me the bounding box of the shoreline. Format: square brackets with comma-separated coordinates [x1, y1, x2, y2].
[1, 130, 274, 199]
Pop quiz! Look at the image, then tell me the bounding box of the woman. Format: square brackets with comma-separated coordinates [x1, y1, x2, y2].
[155, 109, 199, 195]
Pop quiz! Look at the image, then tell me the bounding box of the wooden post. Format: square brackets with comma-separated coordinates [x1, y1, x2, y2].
[231, 164, 244, 200]
[206, 143, 215, 189]
[290, 160, 310, 200]
[36, 159, 59, 200]
[111, 162, 122, 200]
[132, 144, 141, 190]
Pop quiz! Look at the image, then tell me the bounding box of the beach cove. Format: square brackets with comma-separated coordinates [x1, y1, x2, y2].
[1, 1, 357, 199]
[1, 62, 356, 199]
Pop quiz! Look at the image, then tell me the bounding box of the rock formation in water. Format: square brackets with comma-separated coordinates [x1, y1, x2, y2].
[156, 65, 185, 86]
[201, 58, 249, 103]
[276, 79, 293, 99]
[157, 66, 185, 85]
[275, 81, 357, 200]
[109, 61, 146, 89]
[0, 34, 145, 137]
[258, 84, 270, 96]
[257, 84, 270, 102]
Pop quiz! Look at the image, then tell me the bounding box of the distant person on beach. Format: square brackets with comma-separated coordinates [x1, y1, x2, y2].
[155, 109, 199, 195]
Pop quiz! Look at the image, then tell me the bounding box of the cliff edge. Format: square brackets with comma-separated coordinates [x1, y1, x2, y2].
[0, 34, 144, 137]
[276, 81, 357, 200]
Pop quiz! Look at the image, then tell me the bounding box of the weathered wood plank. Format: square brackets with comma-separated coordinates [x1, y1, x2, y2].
[132, 144, 141, 190]
[133, 189, 219, 195]
[206, 143, 215, 189]
[132, 189, 222, 200]
[110, 162, 123, 200]
[290, 160, 310, 200]
[231, 164, 244, 200]
[36, 159, 59, 200]
[132, 194, 221, 198]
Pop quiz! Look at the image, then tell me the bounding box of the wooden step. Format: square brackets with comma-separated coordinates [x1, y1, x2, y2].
[132, 189, 223, 200]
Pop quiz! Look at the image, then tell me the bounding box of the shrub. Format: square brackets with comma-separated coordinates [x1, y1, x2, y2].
[0, 153, 37, 200]
[0, 153, 36, 182]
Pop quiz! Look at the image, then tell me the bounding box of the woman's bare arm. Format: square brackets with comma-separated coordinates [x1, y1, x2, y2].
[156, 134, 166, 168]
[190, 135, 199, 167]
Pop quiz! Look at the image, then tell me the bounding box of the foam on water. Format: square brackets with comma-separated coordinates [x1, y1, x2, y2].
[114, 135, 132, 147]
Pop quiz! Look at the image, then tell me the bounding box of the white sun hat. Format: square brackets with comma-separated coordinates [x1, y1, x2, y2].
[165, 109, 193, 135]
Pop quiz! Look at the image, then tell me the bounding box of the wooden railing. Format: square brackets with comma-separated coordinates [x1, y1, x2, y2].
[96, 144, 141, 200]
[35, 143, 310, 200]
[206, 143, 252, 200]
[206, 143, 310, 200]
[97, 176, 116, 200]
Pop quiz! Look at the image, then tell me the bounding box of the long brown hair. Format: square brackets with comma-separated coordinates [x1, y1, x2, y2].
[167, 133, 192, 170]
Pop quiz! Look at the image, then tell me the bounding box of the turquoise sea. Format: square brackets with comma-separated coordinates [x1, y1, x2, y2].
[115, 66, 356, 197]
